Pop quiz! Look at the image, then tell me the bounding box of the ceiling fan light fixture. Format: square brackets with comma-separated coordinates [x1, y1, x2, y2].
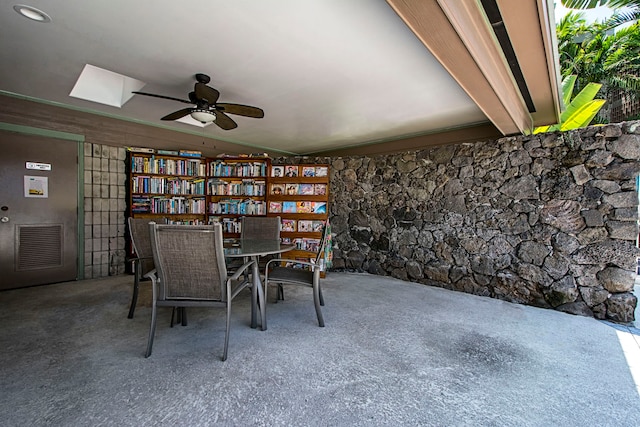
[13, 5, 51, 22]
[190, 109, 216, 123]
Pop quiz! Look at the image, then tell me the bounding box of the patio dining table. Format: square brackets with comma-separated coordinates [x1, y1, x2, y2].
[224, 239, 295, 330]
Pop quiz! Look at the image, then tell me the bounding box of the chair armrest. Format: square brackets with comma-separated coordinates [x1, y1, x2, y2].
[126, 255, 154, 262]
[143, 268, 157, 281]
[228, 260, 256, 281]
[265, 258, 320, 271]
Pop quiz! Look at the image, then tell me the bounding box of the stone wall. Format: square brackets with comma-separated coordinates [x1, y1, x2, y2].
[280, 122, 640, 323]
[82, 143, 127, 279]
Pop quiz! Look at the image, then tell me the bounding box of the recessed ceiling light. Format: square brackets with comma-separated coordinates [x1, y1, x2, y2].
[13, 5, 51, 23]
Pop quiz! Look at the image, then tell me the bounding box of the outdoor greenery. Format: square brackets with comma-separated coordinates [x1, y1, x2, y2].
[553, 0, 640, 129]
[561, 0, 640, 28]
[557, 10, 640, 95]
[533, 75, 605, 133]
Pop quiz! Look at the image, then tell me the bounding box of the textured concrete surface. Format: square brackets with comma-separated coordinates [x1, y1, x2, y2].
[1, 272, 639, 426]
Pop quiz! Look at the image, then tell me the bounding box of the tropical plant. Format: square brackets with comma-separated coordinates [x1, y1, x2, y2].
[555, 11, 640, 97]
[532, 75, 605, 133]
[561, 0, 640, 28]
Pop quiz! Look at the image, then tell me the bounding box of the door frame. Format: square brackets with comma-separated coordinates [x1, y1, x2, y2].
[0, 122, 86, 280]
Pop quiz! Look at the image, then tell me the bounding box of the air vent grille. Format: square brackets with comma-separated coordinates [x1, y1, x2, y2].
[17, 225, 63, 270]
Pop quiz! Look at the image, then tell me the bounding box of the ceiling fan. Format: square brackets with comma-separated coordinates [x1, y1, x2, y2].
[132, 73, 264, 130]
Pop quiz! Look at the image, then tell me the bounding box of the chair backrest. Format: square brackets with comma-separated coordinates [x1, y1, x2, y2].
[149, 223, 228, 302]
[128, 217, 158, 276]
[241, 216, 281, 240]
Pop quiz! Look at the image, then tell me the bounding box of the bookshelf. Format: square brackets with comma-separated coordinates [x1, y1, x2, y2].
[128, 151, 208, 225]
[266, 164, 330, 274]
[206, 157, 270, 237]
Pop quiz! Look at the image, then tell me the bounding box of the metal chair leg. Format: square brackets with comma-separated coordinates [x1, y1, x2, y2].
[145, 302, 158, 357]
[127, 260, 141, 319]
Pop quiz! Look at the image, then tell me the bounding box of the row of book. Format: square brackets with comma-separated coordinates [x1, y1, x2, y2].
[129, 196, 206, 214]
[166, 218, 207, 225]
[270, 183, 326, 196]
[208, 217, 242, 234]
[131, 176, 206, 195]
[280, 219, 325, 233]
[207, 179, 266, 196]
[131, 156, 207, 176]
[128, 147, 202, 158]
[209, 200, 266, 215]
[269, 201, 326, 214]
[209, 161, 267, 177]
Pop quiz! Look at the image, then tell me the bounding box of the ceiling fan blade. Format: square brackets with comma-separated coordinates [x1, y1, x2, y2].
[213, 111, 238, 130]
[132, 91, 192, 104]
[161, 108, 193, 121]
[216, 103, 265, 118]
[194, 83, 220, 105]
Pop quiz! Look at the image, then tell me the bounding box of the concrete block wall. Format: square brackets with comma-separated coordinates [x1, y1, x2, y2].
[83, 143, 127, 278]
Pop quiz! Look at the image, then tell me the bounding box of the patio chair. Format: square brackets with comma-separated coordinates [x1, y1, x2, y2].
[227, 216, 281, 273]
[126, 217, 165, 319]
[241, 215, 281, 240]
[145, 222, 255, 361]
[263, 224, 329, 327]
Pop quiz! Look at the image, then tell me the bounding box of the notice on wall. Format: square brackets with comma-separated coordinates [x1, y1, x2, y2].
[24, 175, 48, 198]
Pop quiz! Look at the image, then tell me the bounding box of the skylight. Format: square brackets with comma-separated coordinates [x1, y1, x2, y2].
[69, 64, 145, 108]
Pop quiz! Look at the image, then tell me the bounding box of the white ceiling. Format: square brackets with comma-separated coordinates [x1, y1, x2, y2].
[0, 0, 548, 156]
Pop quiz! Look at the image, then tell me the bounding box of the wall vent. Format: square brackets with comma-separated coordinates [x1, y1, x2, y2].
[16, 224, 63, 271]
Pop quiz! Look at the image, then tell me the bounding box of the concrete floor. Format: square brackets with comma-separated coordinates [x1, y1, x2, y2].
[1, 272, 639, 426]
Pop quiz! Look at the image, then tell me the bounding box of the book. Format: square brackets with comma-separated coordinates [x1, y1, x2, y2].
[157, 149, 179, 155]
[271, 166, 284, 177]
[312, 202, 327, 214]
[315, 166, 328, 177]
[296, 201, 313, 213]
[128, 146, 155, 153]
[301, 166, 316, 177]
[312, 220, 325, 232]
[269, 201, 282, 213]
[299, 184, 314, 195]
[282, 201, 297, 213]
[282, 219, 296, 232]
[179, 150, 202, 158]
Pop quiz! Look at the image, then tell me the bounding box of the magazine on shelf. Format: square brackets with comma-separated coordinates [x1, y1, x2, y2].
[301, 166, 315, 177]
[315, 166, 328, 177]
[271, 165, 284, 177]
[298, 220, 313, 232]
[284, 165, 298, 177]
[282, 219, 296, 232]
[269, 201, 282, 213]
[299, 184, 314, 195]
[282, 201, 297, 213]
[313, 184, 327, 195]
[271, 184, 285, 195]
[312, 202, 327, 214]
[285, 184, 298, 195]
[296, 201, 313, 213]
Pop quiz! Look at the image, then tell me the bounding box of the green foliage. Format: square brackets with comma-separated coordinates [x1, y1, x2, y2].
[561, 0, 640, 28]
[555, 10, 640, 103]
[532, 75, 605, 133]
